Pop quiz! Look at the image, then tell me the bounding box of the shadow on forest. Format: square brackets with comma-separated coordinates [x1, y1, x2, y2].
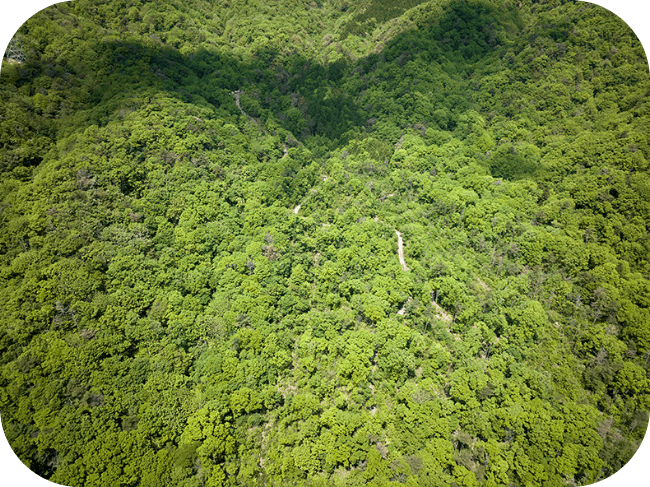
[11, 0, 525, 174]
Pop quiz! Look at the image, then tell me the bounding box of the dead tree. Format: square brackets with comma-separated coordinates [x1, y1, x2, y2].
[5, 37, 27, 64]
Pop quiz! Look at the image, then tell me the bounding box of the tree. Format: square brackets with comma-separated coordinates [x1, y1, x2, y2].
[5, 37, 28, 63]
[178, 407, 236, 487]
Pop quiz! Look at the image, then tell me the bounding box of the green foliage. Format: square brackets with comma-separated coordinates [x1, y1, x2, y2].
[1, 1, 649, 486]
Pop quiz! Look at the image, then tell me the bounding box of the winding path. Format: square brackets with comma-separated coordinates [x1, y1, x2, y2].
[231, 90, 257, 125]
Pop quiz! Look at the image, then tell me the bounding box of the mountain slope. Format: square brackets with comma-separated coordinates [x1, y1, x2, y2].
[1, 1, 649, 486]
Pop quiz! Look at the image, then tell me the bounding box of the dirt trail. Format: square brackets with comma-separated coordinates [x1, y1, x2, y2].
[395, 229, 409, 271]
[231, 90, 257, 125]
[293, 204, 301, 214]
[368, 217, 409, 272]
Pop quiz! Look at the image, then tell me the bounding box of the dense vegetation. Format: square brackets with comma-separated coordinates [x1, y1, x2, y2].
[1, 1, 649, 486]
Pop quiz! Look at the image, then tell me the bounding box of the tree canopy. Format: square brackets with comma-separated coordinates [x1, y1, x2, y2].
[1, 1, 649, 486]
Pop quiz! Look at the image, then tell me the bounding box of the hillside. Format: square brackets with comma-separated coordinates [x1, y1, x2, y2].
[1, 1, 649, 486]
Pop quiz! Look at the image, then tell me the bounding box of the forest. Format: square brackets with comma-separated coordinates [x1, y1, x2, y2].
[1, 1, 649, 486]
